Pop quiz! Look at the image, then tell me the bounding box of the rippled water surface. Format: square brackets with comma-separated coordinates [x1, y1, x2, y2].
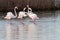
[0, 11, 60, 40]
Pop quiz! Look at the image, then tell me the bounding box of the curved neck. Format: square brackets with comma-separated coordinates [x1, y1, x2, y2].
[14, 8, 17, 17]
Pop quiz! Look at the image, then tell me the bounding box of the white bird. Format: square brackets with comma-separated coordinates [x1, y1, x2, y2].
[4, 6, 18, 19]
[18, 11, 27, 19]
[18, 5, 32, 19]
[27, 11, 39, 21]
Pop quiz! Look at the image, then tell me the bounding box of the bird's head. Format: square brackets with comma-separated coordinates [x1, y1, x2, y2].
[15, 6, 18, 9]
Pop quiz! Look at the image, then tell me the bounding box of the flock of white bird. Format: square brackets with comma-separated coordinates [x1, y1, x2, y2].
[4, 6, 39, 21]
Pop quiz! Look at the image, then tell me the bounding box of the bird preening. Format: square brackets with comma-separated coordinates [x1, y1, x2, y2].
[4, 5, 39, 22]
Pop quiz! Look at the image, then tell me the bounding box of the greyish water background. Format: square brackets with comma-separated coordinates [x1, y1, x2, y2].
[0, 10, 60, 40]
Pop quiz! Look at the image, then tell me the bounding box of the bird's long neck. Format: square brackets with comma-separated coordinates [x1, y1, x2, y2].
[14, 8, 17, 17]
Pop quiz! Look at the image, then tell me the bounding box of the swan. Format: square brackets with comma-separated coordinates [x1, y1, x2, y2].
[18, 11, 27, 19]
[4, 6, 18, 19]
[27, 11, 39, 21]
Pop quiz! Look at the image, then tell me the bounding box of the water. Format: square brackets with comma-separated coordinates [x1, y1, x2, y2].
[0, 10, 60, 40]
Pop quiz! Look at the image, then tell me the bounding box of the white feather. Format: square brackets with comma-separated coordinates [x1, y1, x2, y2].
[18, 11, 27, 19]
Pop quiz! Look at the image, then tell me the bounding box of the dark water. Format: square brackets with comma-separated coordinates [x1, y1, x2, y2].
[0, 10, 60, 40]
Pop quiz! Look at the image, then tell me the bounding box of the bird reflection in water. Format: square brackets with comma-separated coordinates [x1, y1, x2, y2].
[5, 21, 19, 40]
[18, 22, 25, 40]
[17, 22, 38, 40]
[5, 22, 12, 40]
[5, 21, 38, 40]
[27, 23, 38, 40]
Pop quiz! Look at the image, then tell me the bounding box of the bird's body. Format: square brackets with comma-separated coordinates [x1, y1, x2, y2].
[18, 5, 32, 19]
[18, 11, 27, 19]
[23, 5, 39, 21]
[4, 12, 16, 19]
[27, 11, 39, 21]
[4, 6, 18, 19]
